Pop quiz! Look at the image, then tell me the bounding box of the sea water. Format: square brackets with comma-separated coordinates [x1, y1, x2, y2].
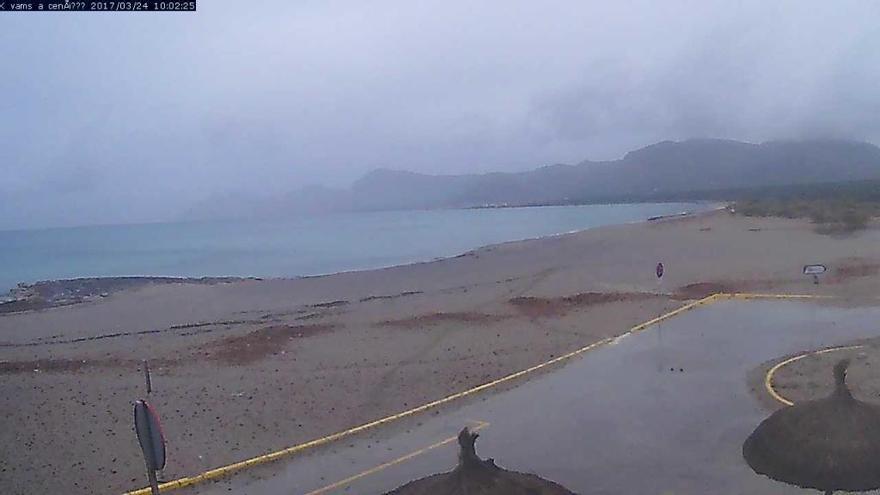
[0, 203, 708, 294]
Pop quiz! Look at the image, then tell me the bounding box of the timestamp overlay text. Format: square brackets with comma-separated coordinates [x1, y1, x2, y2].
[0, 1, 195, 11]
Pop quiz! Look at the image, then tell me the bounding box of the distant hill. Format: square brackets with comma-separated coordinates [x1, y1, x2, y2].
[185, 139, 880, 219]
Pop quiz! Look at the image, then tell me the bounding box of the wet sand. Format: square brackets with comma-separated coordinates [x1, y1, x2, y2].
[1, 211, 879, 494]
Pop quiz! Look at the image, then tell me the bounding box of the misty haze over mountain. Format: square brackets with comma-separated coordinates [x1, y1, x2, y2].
[3, 1, 880, 229]
[187, 138, 880, 219]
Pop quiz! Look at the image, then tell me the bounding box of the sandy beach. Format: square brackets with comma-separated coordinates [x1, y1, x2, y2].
[2, 211, 879, 495]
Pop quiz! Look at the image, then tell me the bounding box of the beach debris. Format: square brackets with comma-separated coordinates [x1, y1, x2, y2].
[743, 359, 880, 494]
[384, 427, 576, 495]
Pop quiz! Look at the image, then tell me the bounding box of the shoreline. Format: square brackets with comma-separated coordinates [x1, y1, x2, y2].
[1, 204, 721, 313]
[0, 276, 259, 313]
[295, 204, 723, 280]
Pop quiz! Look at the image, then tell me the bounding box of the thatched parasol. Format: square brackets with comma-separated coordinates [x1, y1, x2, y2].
[384, 427, 577, 495]
[743, 359, 880, 494]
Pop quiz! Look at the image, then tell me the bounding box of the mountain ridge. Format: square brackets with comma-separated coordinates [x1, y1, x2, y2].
[185, 138, 880, 220]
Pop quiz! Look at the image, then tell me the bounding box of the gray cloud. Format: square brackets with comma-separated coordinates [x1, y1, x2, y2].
[1, 0, 879, 229]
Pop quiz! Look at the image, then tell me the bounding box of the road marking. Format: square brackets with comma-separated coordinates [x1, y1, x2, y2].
[764, 345, 865, 406]
[122, 293, 722, 495]
[728, 293, 837, 300]
[630, 293, 721, 332]
[304, 420, 490, 495]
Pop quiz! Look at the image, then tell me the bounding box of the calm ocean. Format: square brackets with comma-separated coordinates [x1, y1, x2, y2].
[0, 203, 707, 294]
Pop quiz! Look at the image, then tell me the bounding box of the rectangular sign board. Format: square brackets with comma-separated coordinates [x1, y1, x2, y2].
[803, 264, 827, 275]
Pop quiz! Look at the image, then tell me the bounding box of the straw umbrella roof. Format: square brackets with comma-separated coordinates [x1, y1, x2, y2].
[385, 427, 576, 495]
[743, 359, 880, 494]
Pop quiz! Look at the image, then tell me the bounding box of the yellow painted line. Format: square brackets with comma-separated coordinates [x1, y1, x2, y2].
[122, 293, 721, 495]
[728, 293, 836, 300]
[764, 345, 866, 406]
[304, 420, 490, 495]
[630, 293, 722, 333]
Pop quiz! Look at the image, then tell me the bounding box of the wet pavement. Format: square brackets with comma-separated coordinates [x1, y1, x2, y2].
[190, 299, 880, 495]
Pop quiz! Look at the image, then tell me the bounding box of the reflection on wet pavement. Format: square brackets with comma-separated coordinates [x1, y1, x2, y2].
[192, 299, 880, 495]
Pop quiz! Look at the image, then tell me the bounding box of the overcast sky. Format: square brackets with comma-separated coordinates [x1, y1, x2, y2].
[2, 0, 879, 229]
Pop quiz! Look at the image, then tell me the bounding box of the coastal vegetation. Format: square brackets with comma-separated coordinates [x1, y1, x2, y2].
[725, 178, 880, 234]
[736, 199, 878, 233]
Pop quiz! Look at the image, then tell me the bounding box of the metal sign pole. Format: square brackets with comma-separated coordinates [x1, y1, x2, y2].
[656, 262, 665, 373]
[808, 265, 824, 345]
[143, 360, 152, 394]
[146, 463, 160, 495]
[802, 264, 827, 349]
